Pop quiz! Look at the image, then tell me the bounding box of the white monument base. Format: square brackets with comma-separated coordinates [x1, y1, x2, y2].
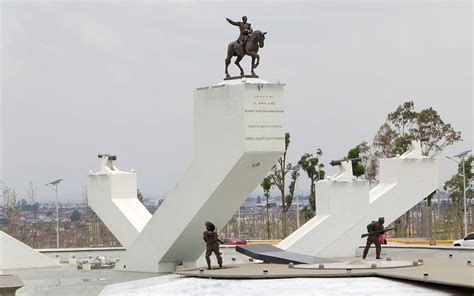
[118, 78, 285, 273]
[87, 156, 151, 249]
[278, 141, 438, 258]
[0, 231, 61, 270]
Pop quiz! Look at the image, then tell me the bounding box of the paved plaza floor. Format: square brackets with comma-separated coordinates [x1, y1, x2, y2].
[11, 266, 156, 296]
[4, 246, 473, 295]
[101, 274, 469, 295]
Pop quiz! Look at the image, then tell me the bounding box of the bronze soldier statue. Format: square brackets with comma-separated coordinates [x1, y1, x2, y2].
[362, 217, 385, 259]
[226, 16, 253, 56]
[203, 221, 224, 270]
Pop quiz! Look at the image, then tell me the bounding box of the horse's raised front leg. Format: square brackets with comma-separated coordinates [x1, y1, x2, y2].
[235, 55, 244, 76]
[254, 54, 260, 69]
[247, 52, 258, 76]
[251, 57, 256, 75]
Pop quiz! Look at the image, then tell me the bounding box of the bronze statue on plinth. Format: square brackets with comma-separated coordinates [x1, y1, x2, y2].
[225, 16, 267, 79]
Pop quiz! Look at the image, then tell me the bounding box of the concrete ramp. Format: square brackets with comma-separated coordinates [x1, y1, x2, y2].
[0, 231, 61, 270]
[118, 78, 286, 273]
[88, 156, 152, 249]
[236, 245, 336, 265]
[278, 140, 438, 258]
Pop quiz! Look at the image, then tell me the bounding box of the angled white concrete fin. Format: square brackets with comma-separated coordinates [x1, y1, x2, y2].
[87, 159, 151, 248]
[399, 140, 423, 159]
[119, 78, 285, 272]
[278, 151, 438, 258]
[0, 231, 61, 270]
[331, 160, 355, 182]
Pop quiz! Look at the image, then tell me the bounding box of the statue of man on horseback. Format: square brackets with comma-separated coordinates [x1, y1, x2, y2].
[225, 16, 266, 79]
[226, 16, 253, 56]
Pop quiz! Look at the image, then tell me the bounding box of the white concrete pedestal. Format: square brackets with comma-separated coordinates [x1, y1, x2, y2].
[0, 231, 61, 270]
[119, 78, 285, 272]
[278, 141, 438, 258]
[87, 157, 151, 248]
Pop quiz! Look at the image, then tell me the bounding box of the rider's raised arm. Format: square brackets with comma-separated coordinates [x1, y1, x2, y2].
[226, 18, 239, 26]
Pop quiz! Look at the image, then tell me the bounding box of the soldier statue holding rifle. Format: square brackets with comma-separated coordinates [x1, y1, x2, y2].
[362, 217, 394, 259]
[203, 221, 224, 270]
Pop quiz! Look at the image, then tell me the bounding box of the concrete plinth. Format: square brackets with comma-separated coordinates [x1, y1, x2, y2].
[119, 78, 285, 272]
[278, 141, 438, 258]
[87, 158, 151, 249]
[174, 259, 473, 290]
[0, 275, 23, 296]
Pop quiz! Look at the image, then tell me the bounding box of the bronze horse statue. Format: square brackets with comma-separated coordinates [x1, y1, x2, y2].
[225, 30, 267, 79]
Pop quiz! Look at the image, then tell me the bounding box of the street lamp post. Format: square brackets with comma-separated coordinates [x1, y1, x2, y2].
[447, 150, 471, 236]
[45, 179, 63, 249]
[291, 164, 301, 229]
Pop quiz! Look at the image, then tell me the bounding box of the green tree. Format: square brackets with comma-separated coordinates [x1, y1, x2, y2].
[347, 145, 365, 178]
[70, 210, 82, 222]
[300, 206, 314, 222]
[1, 184, 18, 234]
[27, 181, 39, 248]
[20, 199, 29, 211]
[373, 101, 461, 161]
[261, 176, 274, 240]
[270, 132, 292, 237]
[444, 155, 473, 236]
[298, 149, 325, 212]
[285, 169, 300, 213]
[371, 101, 462, 237]
[414, 107, 462, 156]
[355, 141, 377, 182]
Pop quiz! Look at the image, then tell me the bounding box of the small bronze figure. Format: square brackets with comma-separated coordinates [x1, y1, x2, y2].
[362, 217, 386, 259]
[225, 16, 267, 79]
[203, 221, 224, 270]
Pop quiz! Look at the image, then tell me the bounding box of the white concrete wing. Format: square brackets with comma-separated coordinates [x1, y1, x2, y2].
[87, 158, 152, 249]
[118, 78, 285, 272]
[0, 231, 61, 270]
[278, 141, 438, 258]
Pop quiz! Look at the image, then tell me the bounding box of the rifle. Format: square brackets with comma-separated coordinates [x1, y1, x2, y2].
[330, 157, 361, 166]
[361, 227, 395, 238]
[98, 154, 117, 161]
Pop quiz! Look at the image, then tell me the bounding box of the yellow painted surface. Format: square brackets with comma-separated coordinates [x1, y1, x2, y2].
[247, 241, 280, 245]
[246, 239, 454, 246]
[387, 239, 454, 245]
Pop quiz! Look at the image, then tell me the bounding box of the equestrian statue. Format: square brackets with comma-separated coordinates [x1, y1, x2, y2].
[225, 16, 267, 79]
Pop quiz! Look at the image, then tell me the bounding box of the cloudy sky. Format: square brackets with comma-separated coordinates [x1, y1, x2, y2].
[1, 1, 472, 202]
